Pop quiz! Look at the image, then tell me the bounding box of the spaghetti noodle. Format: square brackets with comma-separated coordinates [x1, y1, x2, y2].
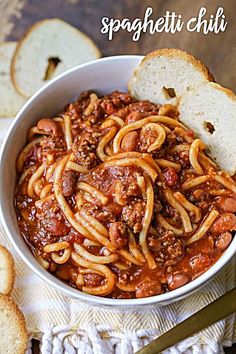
[15, 90, 236, 299]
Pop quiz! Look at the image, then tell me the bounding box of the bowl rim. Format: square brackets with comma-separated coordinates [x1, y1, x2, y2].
[0, 54, 235, 307]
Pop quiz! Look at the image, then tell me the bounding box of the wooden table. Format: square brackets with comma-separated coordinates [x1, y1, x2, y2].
[4, 0, 236, 352]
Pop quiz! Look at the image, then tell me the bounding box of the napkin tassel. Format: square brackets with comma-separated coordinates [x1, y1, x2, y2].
[35, 324, 225, 353]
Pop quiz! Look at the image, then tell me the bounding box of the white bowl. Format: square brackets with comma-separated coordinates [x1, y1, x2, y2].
[0, 55, 235, 308]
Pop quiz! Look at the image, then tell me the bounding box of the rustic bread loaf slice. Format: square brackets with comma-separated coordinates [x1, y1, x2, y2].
[0, 42, 26, 117]
[0, 245, 15, 294]
[11, 18, 101, 98]
[0, 294, 28, 354]
[128, 48, 214, 105]
[179, 82, 236, 175]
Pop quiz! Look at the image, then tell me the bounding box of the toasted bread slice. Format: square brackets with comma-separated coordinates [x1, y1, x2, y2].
[11, 18, 101, 98]
[0, 294, 28, 354]
[128, 48, 214, 105]
[179, 82, 236, 175]
[0, 245, 15, 295]
[0, 42, 26, 117]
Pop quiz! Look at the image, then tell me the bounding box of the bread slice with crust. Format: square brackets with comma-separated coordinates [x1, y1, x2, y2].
[11, 18, 101, 98]
[0, 294, 28, 354]
[0, 245, 15, 295]
[128, 48, 214, 105]
[0, 42, 27, 117]
[178, 82, 236, 175]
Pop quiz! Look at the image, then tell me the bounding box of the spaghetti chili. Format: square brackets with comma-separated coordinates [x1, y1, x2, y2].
[14, 91, 236, 299]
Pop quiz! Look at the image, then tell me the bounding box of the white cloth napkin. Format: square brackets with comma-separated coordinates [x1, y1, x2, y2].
[0, 118, 236, 354]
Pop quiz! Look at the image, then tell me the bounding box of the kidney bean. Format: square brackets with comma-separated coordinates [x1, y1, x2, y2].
[192, 189, 205, 201]
[135, 280, 162, 298]
[37, 118, 62, 136]
[217, 197, 236, 213]
[167, 273, 189, 290]
[163, 167, 178, 187]
[62, 170, 77, 197]
[189, 253, 212, 273]
[210, 213, 236, 234]
[215, 232, 232, 251]
[121, 131, 138, 152]
[25, 146, 38, 165]
[125, 112, 143, 124]
[109, 222, 128, 248]
[84, 273, 104, 287]
[44, 217, 70, 236]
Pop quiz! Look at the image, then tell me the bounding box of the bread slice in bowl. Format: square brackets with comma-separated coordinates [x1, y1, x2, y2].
[11, 18, 101, 98]
[128, 48, 214, 105]
[178, 82, 236, 175]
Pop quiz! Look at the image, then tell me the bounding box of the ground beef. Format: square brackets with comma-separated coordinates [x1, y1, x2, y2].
[163, 167, 179, 187]
[64, 91, 105, 124]
[114, 177, 142, 205]
[122, 199, 145, 233]
[36, 200, 70, 239]
[41, 135, 66, 160]
[109, 221, 128, 248]
[163, 204, 181, 224]
[107, 91, 134, 105]
[148, 231, 184, 268]
[175, 150, 190, 168]
[99, 91, 134, 116]
[128, 101, 160, 113]
[64, 91, 91, 120]
[139, 125, 160, 152]
[72, 128, 101, 168]
[81, 202, 122, 224]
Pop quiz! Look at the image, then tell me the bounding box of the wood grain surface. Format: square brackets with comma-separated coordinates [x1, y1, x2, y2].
[4, 1, 236, 353]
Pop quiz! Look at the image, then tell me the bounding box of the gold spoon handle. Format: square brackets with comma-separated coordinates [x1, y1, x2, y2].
[136, 287, 236, 354]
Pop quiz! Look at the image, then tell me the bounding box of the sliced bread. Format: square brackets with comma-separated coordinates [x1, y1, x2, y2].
[128, 48, 214, 105]
[0, 245, 15, 295]
[11, 18, 101, 98]
[0, 42, 27, 117]
[0, 294, 28, 354]
[179, 82, 236, 175]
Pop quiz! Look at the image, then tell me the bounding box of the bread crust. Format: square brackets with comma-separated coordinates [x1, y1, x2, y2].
[0, 41, 26, 117]
[142, 48, 214, 82]
[0, 245, 15, 295]
[0, 294, 28, 354]
[209, 82, 236, 101]
[11, 18, 102, 98]
[179, 81, 236, 106]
